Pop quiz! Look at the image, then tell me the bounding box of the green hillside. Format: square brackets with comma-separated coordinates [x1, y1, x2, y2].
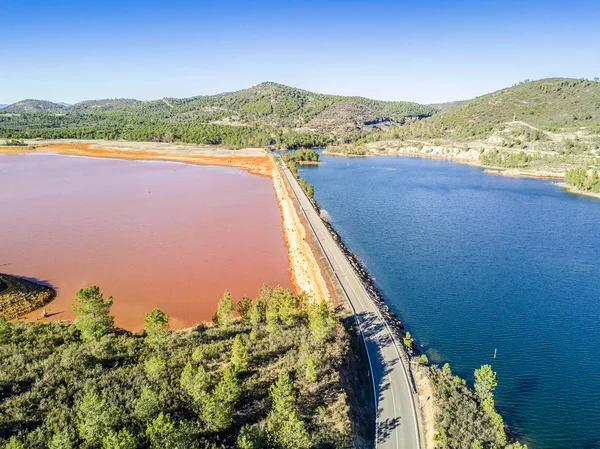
[0, 83, 436, 148]
[3, 99, 66, 113]
[69, 98, 143, 111]
[436, 78, 600, 133]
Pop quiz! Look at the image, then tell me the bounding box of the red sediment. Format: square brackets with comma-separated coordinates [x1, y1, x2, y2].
[0, 152, 291, 330]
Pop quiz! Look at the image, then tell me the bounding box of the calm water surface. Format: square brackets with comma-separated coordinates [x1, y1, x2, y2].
[1, 153, 291, 330]
[299, 153, 600, 449]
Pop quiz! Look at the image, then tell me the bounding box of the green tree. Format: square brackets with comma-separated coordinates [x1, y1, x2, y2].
[77, 391, 114, 448]
[144, 308, 169, 346]
[249, 298, 266, 325]
[403, 331, 414, 351]
[144, 355, 167, 383]
[266, 370, 312, 449]
[48, 430, 74, 449]
[71, 286, 114, 342]
[474, 364, 498, 401]
[237, 295, 252, 323]
[180, 362, 210, 404]
[102, 429, 137, 449]
[200, 364, 240, 432]
[305, 353, 318, 383]
[135, 387, 161, 422]
[230, 334, 248, 372]
[145, 413, 197, 449]
[266, 289, 281, 332]
[442, 363, 452, 376]
[217, 289, 236, 326]
[237, 424, 263, 449]
[0, 316, 11, 344]
[308, 301, 337, 344]
[3, 437, 24, 449]
[278, 289, 299, 325]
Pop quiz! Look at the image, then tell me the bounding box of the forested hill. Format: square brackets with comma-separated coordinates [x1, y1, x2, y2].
[2, 99, 67, 113]
[0, 83, 436, 147]
[428, 78, 600, 136]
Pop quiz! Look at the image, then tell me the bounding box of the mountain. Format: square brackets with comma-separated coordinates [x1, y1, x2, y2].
[0, 104, 7, 109]
[2, 99, 66, 113]
[0, 83, 436, 133]
[428, 100, 467, 111]
[70, 98, 142, 111]
[432, 78, 600, 132]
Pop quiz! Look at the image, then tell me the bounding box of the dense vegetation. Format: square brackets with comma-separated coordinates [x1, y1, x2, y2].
[329, 78, 600, 147]
[565, 167, 600, 193]
[0, 83, 436, 148]
[280, 151, 318, 198]
[407, 78, 600, 139]
[0, 285, 370, 449]
[420, 360, 527, 449]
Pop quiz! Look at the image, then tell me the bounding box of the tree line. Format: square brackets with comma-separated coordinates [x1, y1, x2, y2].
[0, 285, 356, 449]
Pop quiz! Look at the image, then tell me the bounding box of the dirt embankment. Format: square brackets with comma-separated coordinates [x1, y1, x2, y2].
[268, 158, 330, 302]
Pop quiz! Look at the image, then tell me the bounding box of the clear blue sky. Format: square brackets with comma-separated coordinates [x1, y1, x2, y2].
[1, 0, 599, 104]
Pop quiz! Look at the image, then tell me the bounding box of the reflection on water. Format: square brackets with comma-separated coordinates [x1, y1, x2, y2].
[0, 153, 291, 330]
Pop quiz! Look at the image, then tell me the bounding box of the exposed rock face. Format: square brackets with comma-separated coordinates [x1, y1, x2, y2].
[0, 274, 56, 320]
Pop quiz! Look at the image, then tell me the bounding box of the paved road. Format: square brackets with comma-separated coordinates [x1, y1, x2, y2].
[277, 156, 421, 449]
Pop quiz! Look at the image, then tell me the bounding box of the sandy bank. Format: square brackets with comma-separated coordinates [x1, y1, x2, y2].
[268, 158, 330, 302]
[556, 182, 600, 200]
[0, 140, 271, 176]
[483, 168, 564, 179]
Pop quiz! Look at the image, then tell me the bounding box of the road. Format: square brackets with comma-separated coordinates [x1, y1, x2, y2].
[277, 156, 421, 449]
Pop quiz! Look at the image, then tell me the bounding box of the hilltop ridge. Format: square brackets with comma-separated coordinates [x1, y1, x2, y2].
[0, 82, 436, 137]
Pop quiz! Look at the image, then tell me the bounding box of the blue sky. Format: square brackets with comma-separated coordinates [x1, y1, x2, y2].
[1, 0, 599, 104]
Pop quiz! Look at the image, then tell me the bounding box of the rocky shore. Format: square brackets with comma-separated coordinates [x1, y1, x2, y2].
[0, 274, 56, 320]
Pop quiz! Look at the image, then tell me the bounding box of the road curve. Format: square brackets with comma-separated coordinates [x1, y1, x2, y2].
[276, 155, 421, 449]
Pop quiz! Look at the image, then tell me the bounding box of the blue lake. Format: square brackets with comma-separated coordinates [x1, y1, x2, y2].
[298, 153, 600, 449]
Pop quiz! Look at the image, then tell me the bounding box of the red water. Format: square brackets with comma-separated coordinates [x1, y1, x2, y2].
[0, 154, 291, 330]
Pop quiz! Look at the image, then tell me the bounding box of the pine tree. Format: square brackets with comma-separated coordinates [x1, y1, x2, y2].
[474, 364, 498, 401]
[308, 301, 336, 344]
[77, 391, 114, 447]
[135, 387, 161, 423]
[278, 289, 298, 325]
[237, 295, 252, 323]
[230, 334, 248, 372]
[144, 308, 169, 347]
[305, 353, 318, 383]
[216, 289, 236, 326]
[3, 437, 25, 449]
[180, 362, 210, 404]
[403, 331, 414, 351]
[102, 429, 137, 449]
[200, 364, 240, 432]
[249, 299, 266, 326]
[266, 370, 312, 449]
[48, 430, 74, 449]
[71, 286, 114, 342]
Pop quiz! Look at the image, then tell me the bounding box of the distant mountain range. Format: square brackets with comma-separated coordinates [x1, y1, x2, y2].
[0, 83, 436, 134]
[1, 78, 598, 148]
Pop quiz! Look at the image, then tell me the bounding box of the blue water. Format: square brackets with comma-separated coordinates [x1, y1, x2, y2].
[298, 153, 600, 449]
